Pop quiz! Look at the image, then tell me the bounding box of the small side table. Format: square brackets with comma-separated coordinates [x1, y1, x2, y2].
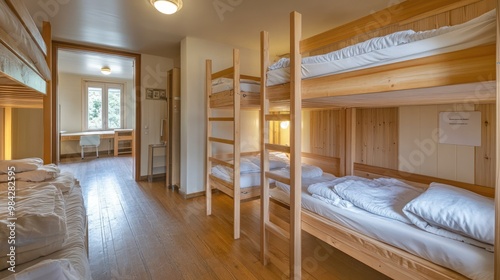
[148, 143, 167, 182]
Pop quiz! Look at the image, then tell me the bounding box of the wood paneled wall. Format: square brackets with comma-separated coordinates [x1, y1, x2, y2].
[302, 105, 494, 187]
[475, 104, 496, 187]
[355, 108, 399, 169]
[309, 109, 344, 158]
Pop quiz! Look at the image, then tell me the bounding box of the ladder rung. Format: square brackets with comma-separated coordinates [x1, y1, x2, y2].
[266, 171, 290, 186]
[209, 117, 234, 122]
[209, 157, 234, 168]
[265, 114, 290, 122]
[265, 143, 290, 154]
[265, 221, 290, 241]
[209, 137, 234, 145]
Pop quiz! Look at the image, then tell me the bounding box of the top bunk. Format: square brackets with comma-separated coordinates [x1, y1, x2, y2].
[206, 49, 261, 109]
[261, 0, 496, 108]
[0, 0, 51, 109]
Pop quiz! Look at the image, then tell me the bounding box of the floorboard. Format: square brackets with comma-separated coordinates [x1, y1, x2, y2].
[58, 156, 390, 280]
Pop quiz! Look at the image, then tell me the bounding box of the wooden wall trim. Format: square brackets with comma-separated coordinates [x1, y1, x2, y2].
[42, 21, 52, 163]
[494, 3, 499, 278]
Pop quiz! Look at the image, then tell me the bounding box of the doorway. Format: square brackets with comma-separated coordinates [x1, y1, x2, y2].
[52, 42, 141, 180]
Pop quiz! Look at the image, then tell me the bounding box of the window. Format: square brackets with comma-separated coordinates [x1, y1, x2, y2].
[84, 81, 124, 130]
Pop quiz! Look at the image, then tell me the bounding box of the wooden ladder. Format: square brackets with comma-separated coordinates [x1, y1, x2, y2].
[260, 11, 302, 279]
[205, 49, 242, 239]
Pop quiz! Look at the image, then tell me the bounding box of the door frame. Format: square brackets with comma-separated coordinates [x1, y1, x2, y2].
[52, 41, 142, 180]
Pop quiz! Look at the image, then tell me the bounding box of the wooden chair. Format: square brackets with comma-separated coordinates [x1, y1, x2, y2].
[80, 135, 100, 159]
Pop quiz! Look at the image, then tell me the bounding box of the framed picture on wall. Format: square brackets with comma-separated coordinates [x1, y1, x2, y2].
[146, 88, 166, 100]
[146, 88, 153, 99]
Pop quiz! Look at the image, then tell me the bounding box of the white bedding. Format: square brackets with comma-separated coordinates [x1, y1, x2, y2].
[334, 177, 424, 224]
[211, 77, 261, 94]
[210, 153, 289, 188]
[270, 179, 494, 280]
[0, 173, 91, 280]
[0, 185, 67, 270]
[267, 9, 496, 86]
[403, 182, 494, 252]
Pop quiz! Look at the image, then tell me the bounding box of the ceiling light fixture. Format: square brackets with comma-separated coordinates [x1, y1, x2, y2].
[150, 0, 183, 14]
[101, 66, 111, 75]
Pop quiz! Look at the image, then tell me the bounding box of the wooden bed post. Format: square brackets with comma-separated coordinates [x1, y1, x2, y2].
[206, 59, 213, 216]
[233, 48, 242, 239]
[345, 108, 356, 175]
[42, 21, 52, 163]
[260, 30, 270, 265]
[494, 2, 499, 278]
[290, 11, 302, 280]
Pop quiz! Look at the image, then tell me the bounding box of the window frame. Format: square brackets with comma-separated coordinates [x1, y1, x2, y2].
[83, 80, 125, 131]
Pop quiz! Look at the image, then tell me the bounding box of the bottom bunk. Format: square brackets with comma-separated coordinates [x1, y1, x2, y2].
[0, 158, 91, 280]
[268, 160, 493, 280]
[207, 152, 290, 238]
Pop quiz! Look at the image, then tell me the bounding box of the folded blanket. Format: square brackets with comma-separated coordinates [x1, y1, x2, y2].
[0, 185, 67, 269]
[307, 176, 371, 208]
[0, 158, 43, 174]
[282, 163, 323, 178]
[334, 178, 423, 224]
[0, 164, 60, 182]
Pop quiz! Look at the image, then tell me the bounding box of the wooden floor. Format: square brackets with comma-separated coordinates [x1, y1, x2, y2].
[59, 156, 390, 280]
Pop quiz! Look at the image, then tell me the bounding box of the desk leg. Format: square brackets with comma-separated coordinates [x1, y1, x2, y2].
[148, 145, 153, 182]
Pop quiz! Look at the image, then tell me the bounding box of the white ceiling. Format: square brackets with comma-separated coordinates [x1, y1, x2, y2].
[58, 50, 134, 80]
[25, 0, 393, 76]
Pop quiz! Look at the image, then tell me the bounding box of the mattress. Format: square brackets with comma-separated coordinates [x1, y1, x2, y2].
[0, 183, 91, 280]
[267, 9, 496, 86]
[210, 154, 290, 188]
[271, 178, 493, 280]
[211, 77, 260, 94]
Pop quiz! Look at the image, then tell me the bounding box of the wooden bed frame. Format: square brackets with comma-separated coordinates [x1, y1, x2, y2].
[0, 0, 53, 162]
[205, 49, 262, 239]
[259, 0, 498, 278]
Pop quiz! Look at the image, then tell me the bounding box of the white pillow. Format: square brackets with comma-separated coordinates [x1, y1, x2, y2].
[403, 182, 494, 250]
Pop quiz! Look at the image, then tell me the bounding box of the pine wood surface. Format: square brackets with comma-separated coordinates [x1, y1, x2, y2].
[59, 156, 389, 280]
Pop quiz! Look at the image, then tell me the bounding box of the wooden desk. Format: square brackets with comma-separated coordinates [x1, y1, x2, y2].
[60, 129, 134, 156]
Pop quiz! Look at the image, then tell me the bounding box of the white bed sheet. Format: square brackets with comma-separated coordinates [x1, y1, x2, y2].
[271, 180, 493, 280]
[0, 184, 91, 280]
[267, 9, 496, 86]
[212, 82, 261, 94]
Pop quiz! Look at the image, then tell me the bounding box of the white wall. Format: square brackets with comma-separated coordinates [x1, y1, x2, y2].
[399, 104, 476, 183]
[180, 37, 260, 195]
[58, 73, 135, 155]
[140, 54, 174, 176]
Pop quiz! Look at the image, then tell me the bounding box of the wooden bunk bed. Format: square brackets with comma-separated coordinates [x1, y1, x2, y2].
[0, 1, 90, 279]
[205, 49, 262, 239]
[259, 0, 498, 279]
[0, 0, 53, 162]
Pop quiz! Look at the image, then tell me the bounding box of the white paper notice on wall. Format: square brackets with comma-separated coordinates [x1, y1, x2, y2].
[439, 111, 481, 146]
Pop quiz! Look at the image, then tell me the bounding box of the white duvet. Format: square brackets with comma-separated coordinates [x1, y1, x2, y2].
[0, 185, 67, 270]
[267, 9, 496, 86]
[334, 177, 424, 224]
